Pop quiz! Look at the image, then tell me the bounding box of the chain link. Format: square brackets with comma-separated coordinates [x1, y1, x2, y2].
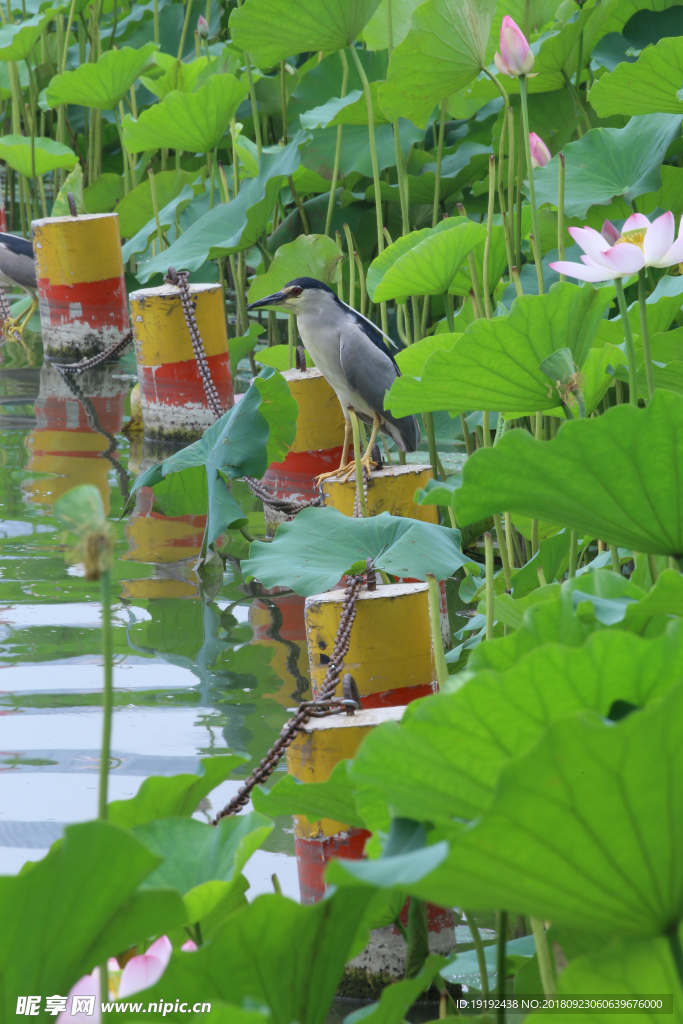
[51, 329, 134, 374]
[164, 266, 224, 419]
[243, 475, 323, 517]
[211, 572, 365, 823]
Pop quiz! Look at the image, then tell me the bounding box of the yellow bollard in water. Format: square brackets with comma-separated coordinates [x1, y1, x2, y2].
[130, 282, 234, 442]
[33, 213, 129, 362]
[321, 463, 438, 521]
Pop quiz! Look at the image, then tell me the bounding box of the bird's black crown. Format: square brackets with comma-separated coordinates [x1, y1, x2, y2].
[284, 277, 334, 293]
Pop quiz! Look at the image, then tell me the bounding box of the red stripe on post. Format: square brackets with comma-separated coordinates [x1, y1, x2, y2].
[38, 277, 129, 330]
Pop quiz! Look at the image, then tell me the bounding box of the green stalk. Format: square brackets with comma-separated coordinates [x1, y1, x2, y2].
[557, 153, 566, 282]
[350, 409, 368, 517]
[424, 411, 439, 481]
[426, 572, 448, 686]
[61, 0, 78, 71]
[148, 168, 164, 250]
[614, 278, 639, 407]
[287, 313, 295, 369]
[279, 60, 287, 143]
[288, 175, 309, 233]
[230, 118, 240, 196]
[504, 511, 515, 569]
[349, 43, 388, 336]
[507, 106, 516, 268]
[237, 16, 262, 158]
[153, 0, 159, 45]
[497, 909, 508, 1021]
[354, 245, 367, 315]
[467, 251, 485, 320]
[98, 568, 113, 818]
[568, 529, 578, 578]
[324, 49, 348, 237]
[609, 544, 621, 574]
[177, 0, 194, 59]
[519, 75, 544, 294]
[531, 411, 542, 556]
[493, 514, 512, 590]
[482, 154, 495, 318]
[485, 531, 494, 640]
[432, 99, 447, 227]
[531, 918, 557, 996]
[497, 106, 514, 280]
[464, 911, 489, 997]
[386, 0, 410, 237]
[574, 31, 584, 94]
[637, 268, 655, 400]
[344, 223, 356, 307]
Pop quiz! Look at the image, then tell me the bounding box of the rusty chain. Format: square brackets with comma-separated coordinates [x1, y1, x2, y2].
[243, 475, 323, 516]
[211, 572, 365, 823]
[164, 266, 224, 419]
[52, 329, 134, 374]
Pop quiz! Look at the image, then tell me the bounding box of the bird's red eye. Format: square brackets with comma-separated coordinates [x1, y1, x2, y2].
[290, 286, 302, 296]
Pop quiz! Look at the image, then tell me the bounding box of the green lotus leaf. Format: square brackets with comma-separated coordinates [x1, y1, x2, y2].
[45, 43, 158, 110]
[0, 135, 77, 178]
[589, 35, 683, 117]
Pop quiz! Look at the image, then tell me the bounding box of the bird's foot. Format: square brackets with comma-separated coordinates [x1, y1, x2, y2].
[314, 463, 354, 487]
[360, 453, 378, 476]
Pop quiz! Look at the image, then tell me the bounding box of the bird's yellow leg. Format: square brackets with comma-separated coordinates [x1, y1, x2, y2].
[360, 412, 382, 474]
[16, 296, 38, 334]
[314, 418, 354, 486]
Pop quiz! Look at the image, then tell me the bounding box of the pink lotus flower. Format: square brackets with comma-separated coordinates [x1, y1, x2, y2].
[118, 935, 173, 998]
[57, 960, 119, 1023]
[529, 132, 551, 169]
[494, 16, 535, 77]
[181, 939, 198, 952]
[549, 211, 683, 282]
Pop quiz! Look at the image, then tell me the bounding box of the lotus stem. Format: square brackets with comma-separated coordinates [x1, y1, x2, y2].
[426, 572, 448, 687]
[557, 153, 566, 281]
[531, 917, 557, 996]
[424, 411, 439, 481]
[482, 154, 496, 318]
[609, 544, 621, 574]
[288, 175, 309, 234]
[568, 530, 578, 578]
[349, 409, 368, 517]
[153, 0, 159, 44]
[148, 168, 165, 249]
[614, 278, 639, 407]
[485, 531, 494, 640]
[61, 0, 78, 72]
[280, 60, 287, 144]
[98, 568, 113, 818]
[505, 512, 515, 569]
[497, 909, 509, 1020]
[460, 414, 473, 456]
[637, 268, 655, 400]
[431, 98, 447, 227]
[324, 49, 348, 237]
[343, 222, 356, 307]
[493, 514, 512, 590]
[464, 911, 489, 997]
[520, 76, 544, 294]
[177, 0, 194, 60]
[349, 43, 388, 337]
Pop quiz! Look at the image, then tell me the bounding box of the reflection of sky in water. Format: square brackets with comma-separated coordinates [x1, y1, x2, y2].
[0, 349, 305, 902]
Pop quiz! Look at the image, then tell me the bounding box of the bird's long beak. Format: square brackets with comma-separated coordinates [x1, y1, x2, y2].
[246, 290, 289, 311]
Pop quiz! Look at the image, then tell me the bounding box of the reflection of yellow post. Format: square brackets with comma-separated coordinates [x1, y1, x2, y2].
[321, 463, 438, 521]
[23, 364, 126, 513]
[121, 437, 206, 600]
[33, 213, 129, 361]
[130, 283, 233, 443]
[248, 592, 310, 707]
[305, 582, 436, 708]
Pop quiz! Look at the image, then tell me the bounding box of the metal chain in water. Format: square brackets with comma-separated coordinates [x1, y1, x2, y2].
[164, 266, 224, 419]
[52, 329, 134, 374]
[211, 572, 365, 823]
[243, 475, 322, 517]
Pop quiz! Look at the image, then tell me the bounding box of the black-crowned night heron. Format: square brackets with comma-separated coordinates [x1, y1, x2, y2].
[0, 231, 37, 338]
[247, 277, 419, 481]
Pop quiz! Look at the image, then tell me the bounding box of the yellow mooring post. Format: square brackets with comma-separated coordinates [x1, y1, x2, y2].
[321, 462, 438, 522]
[305, 582, 437, 708]
[32, 213, 130, 362]
[130, 282, 234, 442]
[287, 708, 456, 987]
[260, 367, 346, 531]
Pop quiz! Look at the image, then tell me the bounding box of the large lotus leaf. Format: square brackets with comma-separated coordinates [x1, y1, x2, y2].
[363, 0, 425, 50]
[554, 933, 682, 1020]
[366, 218, 467, 300]
[137, 134, 304, 279]
[123, 184, 198, 261]
[300, 85, 390, 129]
[0, 135, 77, 178]
[230, 0, 383, 67]
[83, 172, 126, 214]
[379, 0, 496, 127]
[589, 35, 683, 117]
[0, 8, 58, 61]
[242, 507, 475, 596]
[108, 755, 246, 827]
[593, 273, 683, 349]
[0, 821, 186, 1018]
[248, 234, 342, 303]
[371, 219, 486, 301]
[336, 681, 683, 937]
[133, 813, 273, 922]
[387, 283, 611, 416]
[395, 332, 460, 377]
[451, 391, 683, 557]
[109, 889, 388, 1024]
[350, 627, 683, 825]
[299, 121, 423, 180]
[123, 74, 249, 154]
[125, 369, 298, 546]
[531, 114, 683, 218]
[116, 169, 199, 238]
[45, 43, 157, 110]
[641, 165, 683, 221]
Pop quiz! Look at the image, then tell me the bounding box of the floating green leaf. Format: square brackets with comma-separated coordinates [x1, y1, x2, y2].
[379, 0, 497, 127]
[46, 43, 157, 110]
[0, 136, 77, 178]
[388, 283, 611, 416]
[589, 35, 683, 117]
[451, 391, 683, 556]
[230, 0, 383, 68]
[0, 821, 186, 1018]
[248, 234, 343, 303]
[243, 507, 475, 596]
[123, 74, 249, 154]
[531, 114, 683, 218]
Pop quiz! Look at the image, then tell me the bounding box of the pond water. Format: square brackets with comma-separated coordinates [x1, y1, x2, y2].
[0, 331, 302, 899]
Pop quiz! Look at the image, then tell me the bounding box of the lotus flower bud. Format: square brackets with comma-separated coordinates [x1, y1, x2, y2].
[494, 16, 535, 77]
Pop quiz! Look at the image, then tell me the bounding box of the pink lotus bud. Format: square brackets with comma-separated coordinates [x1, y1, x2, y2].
[529, 132, 551, 169]
[601, 219, 621, 244]
[181, 939, 198, 952]
[494, 16, 535, 77]
[197, 14, 209, 39]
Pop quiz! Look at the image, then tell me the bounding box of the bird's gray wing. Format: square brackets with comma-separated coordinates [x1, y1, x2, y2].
[339, 318, 420, 452]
